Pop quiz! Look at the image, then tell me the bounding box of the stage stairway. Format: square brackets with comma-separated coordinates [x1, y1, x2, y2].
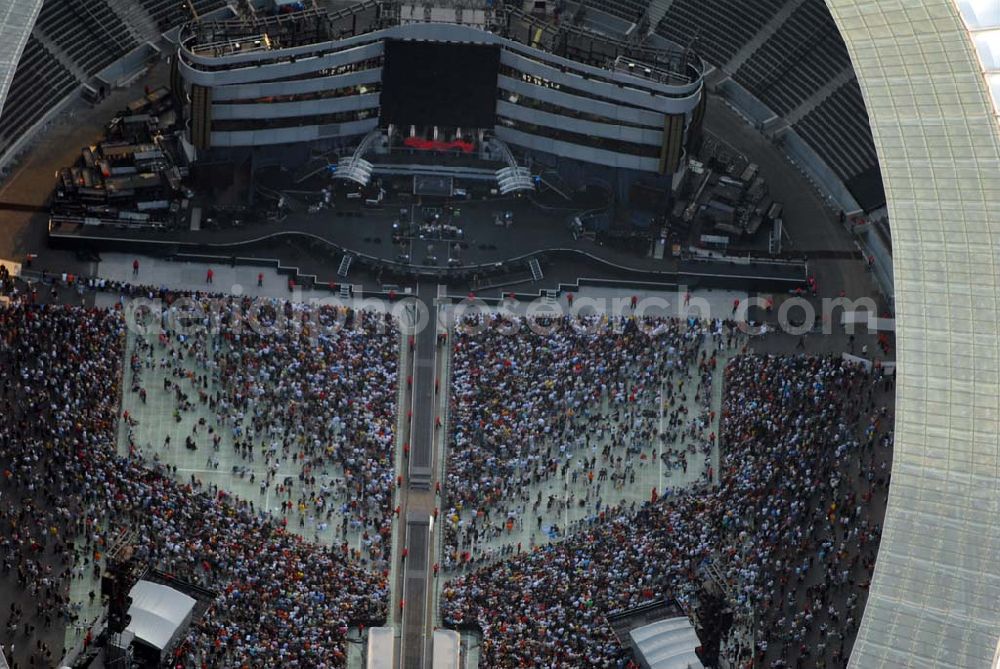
[487, 137, 536, 194]
[338, 254, 353, 278]
[529, 258, 544, 282]
[496, 166, 535, 194]
[332, 130, 381, 187]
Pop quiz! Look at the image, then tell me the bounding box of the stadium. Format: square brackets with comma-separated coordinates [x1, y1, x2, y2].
[0, 0, 996, 667]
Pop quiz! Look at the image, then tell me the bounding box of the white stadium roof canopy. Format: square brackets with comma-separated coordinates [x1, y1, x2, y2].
[827, 0, 1000, 667]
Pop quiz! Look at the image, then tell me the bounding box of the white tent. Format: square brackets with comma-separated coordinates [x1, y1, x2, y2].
[126, 581, 196, 655]
[629, 617, 704, 669]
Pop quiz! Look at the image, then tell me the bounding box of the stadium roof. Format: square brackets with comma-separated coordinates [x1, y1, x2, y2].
[827, 1, 1000, 667]
[0, 0, 42, 120]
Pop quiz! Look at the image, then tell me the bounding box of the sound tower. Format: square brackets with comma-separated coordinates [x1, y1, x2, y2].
[98, 530, 145, 667]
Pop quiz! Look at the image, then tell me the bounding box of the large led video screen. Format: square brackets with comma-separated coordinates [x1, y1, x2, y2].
[380, 40, 499, 128]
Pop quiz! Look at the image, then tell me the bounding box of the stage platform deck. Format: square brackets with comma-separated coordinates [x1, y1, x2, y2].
[49, 197, 807, 293]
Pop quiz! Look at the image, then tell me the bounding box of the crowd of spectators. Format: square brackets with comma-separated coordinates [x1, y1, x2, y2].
[123, 296, 400, 564]
[0, 296, 394, 668]
[443, 314, 736, 569]
[442, 353, 894, 669]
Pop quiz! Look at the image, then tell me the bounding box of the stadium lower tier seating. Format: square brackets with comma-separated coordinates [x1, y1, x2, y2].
[655, 0, 786, 67]
[733, 0, 853, 115]
[793, 80, 879, 189]
[0, 0, 229, 158]
[0, 36, 78, 154]
[657, 0, 882, 206]
[35, 0, 137, 75]
[579, 0, 649, 25]
[140, 0, 228, 33]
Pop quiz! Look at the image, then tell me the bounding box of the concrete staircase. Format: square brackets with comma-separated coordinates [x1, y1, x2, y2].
[644, 0, 674, 34]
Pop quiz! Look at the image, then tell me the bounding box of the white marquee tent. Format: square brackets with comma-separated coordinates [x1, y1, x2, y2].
[629, 617, 705, 669]
[126, 580, 196, 656]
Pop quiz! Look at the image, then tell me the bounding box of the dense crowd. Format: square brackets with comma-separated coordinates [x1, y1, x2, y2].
[123, 296, 400, 564]
[443, 314, 736, 566]
[0, 268, 897, 669]
[0, 299, 394, 668]
[442, 354, 894, 668]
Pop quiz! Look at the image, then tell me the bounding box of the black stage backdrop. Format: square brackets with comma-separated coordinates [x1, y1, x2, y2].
[380, 40, 500, 128]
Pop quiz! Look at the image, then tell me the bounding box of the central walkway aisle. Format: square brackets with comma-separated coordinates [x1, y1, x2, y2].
[397, 283, 447, 669]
